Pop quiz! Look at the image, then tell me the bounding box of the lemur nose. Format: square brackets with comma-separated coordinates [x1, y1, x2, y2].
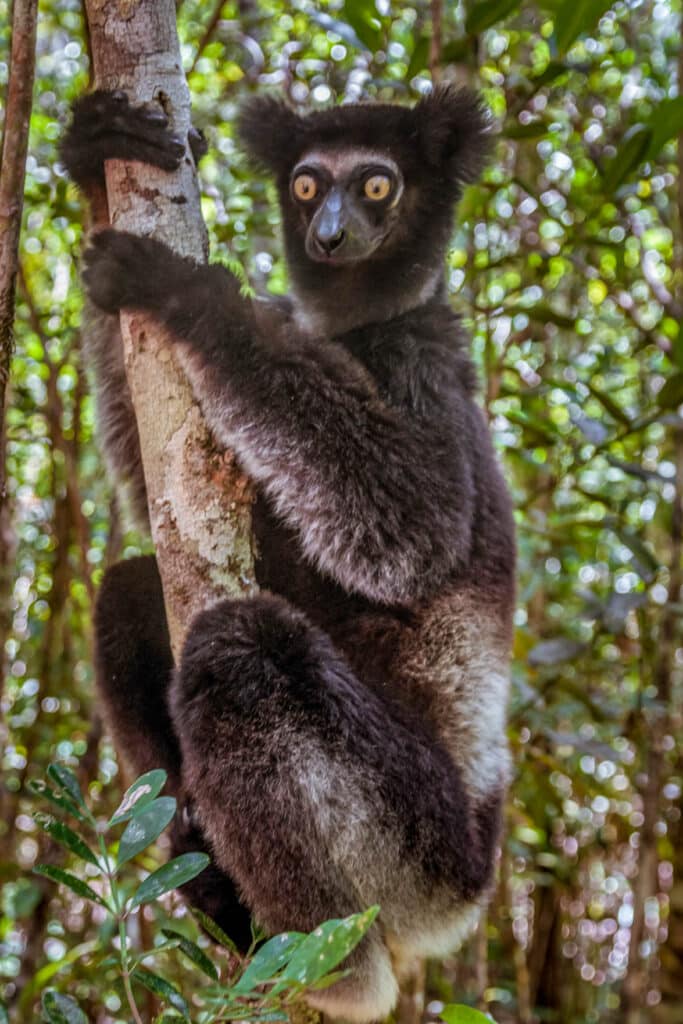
[316, 229, 346, 254]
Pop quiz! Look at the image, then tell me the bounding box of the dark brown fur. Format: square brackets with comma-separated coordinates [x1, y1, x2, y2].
[62, 86, 515, 1021]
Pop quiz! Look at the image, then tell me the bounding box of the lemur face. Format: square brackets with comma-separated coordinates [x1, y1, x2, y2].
[236, 87, 492, 316]
[288, 148, 405, 265]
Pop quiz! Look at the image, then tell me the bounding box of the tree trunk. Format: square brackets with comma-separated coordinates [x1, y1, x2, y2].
[83, 0, 255, 657]
[0, 0, 38, 694]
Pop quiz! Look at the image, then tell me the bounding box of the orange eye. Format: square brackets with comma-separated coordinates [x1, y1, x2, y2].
[293, 174, 318, 201]
[364, 175, 392, 201]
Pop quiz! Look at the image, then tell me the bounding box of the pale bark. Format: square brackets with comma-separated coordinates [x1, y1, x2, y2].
[84, 0, 255, 657]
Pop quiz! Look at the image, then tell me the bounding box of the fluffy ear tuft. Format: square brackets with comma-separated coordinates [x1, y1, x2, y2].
[415, 85, 493, 185]
[236, 96, 307, 177]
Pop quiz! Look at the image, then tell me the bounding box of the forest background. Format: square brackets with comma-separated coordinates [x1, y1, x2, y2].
[0, 0, 682, 1022]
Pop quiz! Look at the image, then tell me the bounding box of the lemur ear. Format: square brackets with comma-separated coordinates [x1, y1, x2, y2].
[236, 96, 307, 176]
[414, 85, 493, 185]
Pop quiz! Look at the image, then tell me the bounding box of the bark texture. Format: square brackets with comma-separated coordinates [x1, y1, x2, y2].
[84, 0, 256, 655]
[0, 0, 39, 693]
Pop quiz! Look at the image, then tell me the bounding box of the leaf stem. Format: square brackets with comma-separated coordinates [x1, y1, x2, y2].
[95, 829, 144, 1024]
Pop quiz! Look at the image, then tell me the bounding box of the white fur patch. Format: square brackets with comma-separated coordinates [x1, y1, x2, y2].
[388, 900, 482, 966]
[307, 938, 399, 1023]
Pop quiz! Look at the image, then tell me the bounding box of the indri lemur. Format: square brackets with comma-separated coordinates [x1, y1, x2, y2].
[61, 86, 515, 1021]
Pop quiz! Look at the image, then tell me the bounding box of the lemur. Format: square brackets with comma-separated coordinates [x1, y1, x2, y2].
[60, 85, 515, 1022]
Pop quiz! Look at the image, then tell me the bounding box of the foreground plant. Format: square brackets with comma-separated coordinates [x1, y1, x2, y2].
[30, 764, 377, 1023]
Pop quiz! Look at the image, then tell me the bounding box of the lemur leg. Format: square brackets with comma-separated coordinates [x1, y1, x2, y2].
[95, 556, 178, 783]
[171, 594, 498, 1021]
[94, 556, 253, 951]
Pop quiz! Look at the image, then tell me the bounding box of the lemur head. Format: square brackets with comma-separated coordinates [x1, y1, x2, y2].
[237, 86, 491, 333]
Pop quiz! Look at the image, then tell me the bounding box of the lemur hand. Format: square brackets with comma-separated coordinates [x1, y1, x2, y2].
[61, 90, 207, 188]
[82, 229, 188, 315]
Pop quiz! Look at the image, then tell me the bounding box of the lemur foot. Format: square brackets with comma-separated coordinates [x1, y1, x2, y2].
[60, 90, 206, 188]
[82, 229, 187, 315]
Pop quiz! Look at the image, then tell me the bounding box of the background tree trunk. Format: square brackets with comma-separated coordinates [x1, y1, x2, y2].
[0, 0, 38, 696]
[83, 0, 255, 657]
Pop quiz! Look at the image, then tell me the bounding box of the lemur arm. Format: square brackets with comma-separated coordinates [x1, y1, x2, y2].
[83, 230, 475, 605]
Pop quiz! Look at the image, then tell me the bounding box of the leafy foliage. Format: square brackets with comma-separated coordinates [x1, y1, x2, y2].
[29, 766, 376, 1022]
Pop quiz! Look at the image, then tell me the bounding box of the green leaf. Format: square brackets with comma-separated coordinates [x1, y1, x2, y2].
[406, 35, 429, 79]
[440, 39, 470, 64]
[307, 968, 352, 991]
[603, 124, 652, 193]
[2, 878, 43, 919]
[47, 764, 87, 810]
[504, 410, 559, 445]
[275, 907, 379, 991]
[28, 780, 86, 823]
[521, 302, 575, 329]
[109, 769, 168, 826]
[466, 0, 521, 35]
[342, 0, 382, 52]
[657, 372, 683, 409]
[441, 1005, 495, 1024]
[614, 526, 660, 583]
[41, 990, 88, 1024]
[33, 865, 108, 908]
[191, 906, 241, 954]
[531, 60, 570, 88]
[117, 796, 176, 866]
[0, 1000, 8, 1024]
[504, 122, 548, 140]
[646, 97, 683, 161]
[129, 852, 210, 909]
[34, 813, 100, 867]
[585, 381, 631, 425]
[133, 968, 189, 1018]
[161, 928, 219, 980]
[670, 323, 683, 371]
[233, 931, 307, 993]
[553, 0, 613, 54]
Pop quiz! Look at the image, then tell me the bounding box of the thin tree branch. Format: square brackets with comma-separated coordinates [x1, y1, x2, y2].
[0, 0, 38, 697]
[189, 0, 227, 74]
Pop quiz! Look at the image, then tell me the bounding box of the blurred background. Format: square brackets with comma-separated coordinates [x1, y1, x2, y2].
[0, 0, 682, 1021]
